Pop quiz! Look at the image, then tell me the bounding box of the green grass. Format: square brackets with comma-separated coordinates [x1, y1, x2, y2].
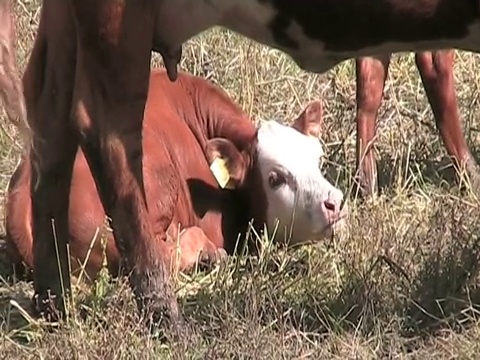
[2, 0, 480, 358]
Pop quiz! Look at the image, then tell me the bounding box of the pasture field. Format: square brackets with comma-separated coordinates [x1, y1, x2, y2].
[2, 1, 480, 358]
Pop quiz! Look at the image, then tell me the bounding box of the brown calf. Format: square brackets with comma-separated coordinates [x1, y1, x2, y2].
[355, 50, 478, 196]
[5, 69, 345, 284]
[15, 0, 480, 330]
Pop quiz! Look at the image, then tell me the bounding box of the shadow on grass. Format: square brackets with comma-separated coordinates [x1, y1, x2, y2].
[319, 215, 480, 339]
[321, 205, 479, 339]
[376, 156, 457, 191]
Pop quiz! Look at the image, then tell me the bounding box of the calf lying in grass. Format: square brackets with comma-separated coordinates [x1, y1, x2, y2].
[4, 69, 347, 281]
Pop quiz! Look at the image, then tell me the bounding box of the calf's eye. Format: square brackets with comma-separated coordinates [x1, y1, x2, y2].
[268, 170, 286, 189]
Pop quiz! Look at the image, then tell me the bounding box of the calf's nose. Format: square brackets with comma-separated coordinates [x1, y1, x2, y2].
[323, 189, 345, 219]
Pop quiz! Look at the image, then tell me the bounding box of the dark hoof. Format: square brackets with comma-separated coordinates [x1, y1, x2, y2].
[31, 290, 65, 323]
[144, 303, 187, 342]
[148, 311, 190, 343]
[130, 267, 186, 342]
[458, 162, 480, 197]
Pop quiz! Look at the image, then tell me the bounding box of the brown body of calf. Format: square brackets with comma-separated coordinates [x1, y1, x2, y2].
[6, 69, 256, 283]
[5, 69, 323, 286]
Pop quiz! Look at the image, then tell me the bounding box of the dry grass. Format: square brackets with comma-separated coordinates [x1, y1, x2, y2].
[2, 1, 480, 359]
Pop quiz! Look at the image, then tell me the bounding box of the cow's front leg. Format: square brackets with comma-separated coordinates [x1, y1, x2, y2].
[25, 0, 78, 321]
[69, 0, 184, 335]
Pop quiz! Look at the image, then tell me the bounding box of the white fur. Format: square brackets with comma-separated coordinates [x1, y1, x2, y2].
[255, 120, 345, 245]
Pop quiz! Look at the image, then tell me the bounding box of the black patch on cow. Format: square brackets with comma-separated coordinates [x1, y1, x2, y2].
[263, 0, 479, 52]
[269, 11, 299, 49]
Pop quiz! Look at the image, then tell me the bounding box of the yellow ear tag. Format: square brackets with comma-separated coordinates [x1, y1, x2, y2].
[210, 157, 234, 189]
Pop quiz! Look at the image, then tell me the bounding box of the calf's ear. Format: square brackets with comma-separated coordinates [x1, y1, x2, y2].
[291, 100, 323, 138]
[206, 138, 247, 189]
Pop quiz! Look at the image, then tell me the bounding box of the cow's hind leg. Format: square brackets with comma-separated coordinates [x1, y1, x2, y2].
[25, 0, 79, 321]
[415, 50, 480, 189]
[354, 55, 391, 198]
[0, 0, 29, 142]
[69, 0, 183, 335]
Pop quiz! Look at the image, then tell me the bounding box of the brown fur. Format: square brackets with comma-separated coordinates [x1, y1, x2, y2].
[355, 50, 478, 196]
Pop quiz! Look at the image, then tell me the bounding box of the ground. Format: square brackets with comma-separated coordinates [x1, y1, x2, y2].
[1, 1, 480, 359]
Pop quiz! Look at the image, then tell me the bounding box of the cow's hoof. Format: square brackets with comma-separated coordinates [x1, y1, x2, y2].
[460, 160, 480, 197]
[352, 177, 378, 201]
[31, 290, 64, 324]
[198, 248, 228, 271]
[148, 307, 189, 343]
[130, 267, 186, 342]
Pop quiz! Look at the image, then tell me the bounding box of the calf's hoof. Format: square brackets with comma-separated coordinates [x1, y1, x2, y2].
[198, 248, 228, 271]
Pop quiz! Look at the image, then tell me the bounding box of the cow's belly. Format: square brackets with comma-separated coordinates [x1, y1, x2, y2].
[244, 24, 480, 74]
[220, 2, 480, 74]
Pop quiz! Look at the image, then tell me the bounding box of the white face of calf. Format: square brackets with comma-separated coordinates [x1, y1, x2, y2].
[207, 101, 347, 246]
[255, 102, 346, 244]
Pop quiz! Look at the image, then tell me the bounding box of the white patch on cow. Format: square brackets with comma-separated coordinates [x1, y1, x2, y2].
[255, 120, 346, 245]
[220, 2, 480, 73]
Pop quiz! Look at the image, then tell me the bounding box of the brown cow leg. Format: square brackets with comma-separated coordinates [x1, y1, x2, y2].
[354, 55, 391, 198]
[25, 0, 79, 321]
[415, 50, 480, 188]
[69, 0, 183, 335]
